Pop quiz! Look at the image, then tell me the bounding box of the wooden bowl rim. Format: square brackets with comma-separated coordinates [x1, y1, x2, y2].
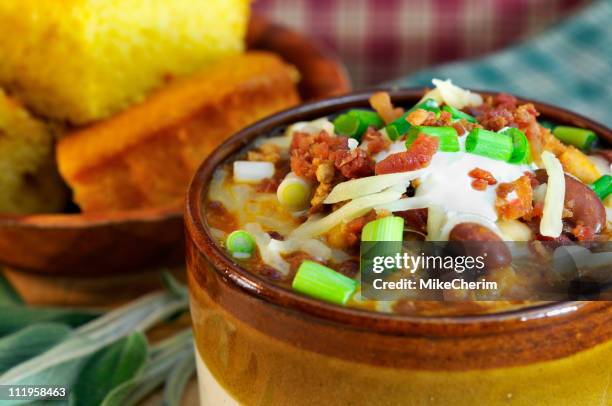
[185, 87, 612, 332]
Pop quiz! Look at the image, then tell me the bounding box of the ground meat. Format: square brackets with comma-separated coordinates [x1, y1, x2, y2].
[290, 131, 349, 180]
[206, 200, 239, 233]
[363, 127, 391, 155]
[283, 251, 313, 276]
[375, 134, 439, 174]
[495, 175, 533, 220]
[344, 210, 379, 245]
[247, 143, 281, 163]
[451, 119, 479, 136]
[572, 223, 596, 241]
[334, 148, 375, 178]
[337, 259, 359, 278]
[256, 178, 280, 193]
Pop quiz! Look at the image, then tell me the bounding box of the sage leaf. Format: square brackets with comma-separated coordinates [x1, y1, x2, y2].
[71, 332, 148, 406]
[0, 273, 23, 306]
[163, 351, 196, 406]
[0, 324, 71, 374]
[101, 329, 193, 406]
[0, 290, 188, 399]
[0, 307, 100, 337]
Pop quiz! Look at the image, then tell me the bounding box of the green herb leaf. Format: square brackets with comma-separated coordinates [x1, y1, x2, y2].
[0, 291, 187, 391]
[101, 330, 193, 406]
[71, 332, 148, 406]
[161, 273, 188, 300]
[0, 323, 71, 374]
[163, 353, 196, 406]
[0, 272, 23, 306]
[0, 306, 100, 337]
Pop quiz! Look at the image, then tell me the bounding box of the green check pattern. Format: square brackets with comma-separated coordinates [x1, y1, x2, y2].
[390, 0, 612, 128]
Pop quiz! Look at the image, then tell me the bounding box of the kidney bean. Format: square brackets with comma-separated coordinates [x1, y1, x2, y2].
[534, 169, 606, 234]
[448, 223, 512, 270]
[396, 208, 428, 234]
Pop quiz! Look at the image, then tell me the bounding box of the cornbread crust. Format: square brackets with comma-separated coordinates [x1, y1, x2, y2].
[57, 52, 300, 212]
[0, 0, 249, 124]
[0, 90, 67, 214]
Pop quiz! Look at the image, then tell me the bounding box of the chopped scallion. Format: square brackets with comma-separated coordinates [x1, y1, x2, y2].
[552, 126, 597, 152]
[406, 126, 459, 152]
[384, 112, 411, 141]
[442, 105, 477, 123]
[334, 109, 384, 140]
[292, 260, 358, 305]
[410, 98, 440, 113]
[465, 128, 513, 162]
[277, 173, 312, 211]
[590, 175, 612, 200]
[361, 216, 405, 242]
[502, 127, 531, 164]
[226, 230, 256, 259]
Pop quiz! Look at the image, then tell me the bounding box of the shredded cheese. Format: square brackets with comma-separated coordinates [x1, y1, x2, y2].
[291, 188, 403, 239]
[324, 171, 423, 204]
[540, 151, 565, 237]
[419, 78, 483, 109]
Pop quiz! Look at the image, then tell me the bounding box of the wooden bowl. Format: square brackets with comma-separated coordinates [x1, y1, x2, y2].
[0, 15, 351, 275]
[185, 89, 612, 405]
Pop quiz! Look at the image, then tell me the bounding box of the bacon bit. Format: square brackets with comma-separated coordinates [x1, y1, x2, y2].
[375, 134, 439, 174]
[524, 171, 539, 189]
[334, 148, 375, 179]
[290, 131, 349, 180]
[572, 224, 595, 241]
[451, 119, 479, 136]
[406, 109, 433, 126]
[471, 179, 489, 191]
[369, 92, 404, 123]
[495, 175, 533, 220]
[422, 110, 452, 127]
[363, 127, 391, 155]
[469, 168, 497, 185]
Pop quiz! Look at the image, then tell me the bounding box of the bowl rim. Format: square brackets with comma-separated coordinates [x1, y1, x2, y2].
[185, 87, 612, 333]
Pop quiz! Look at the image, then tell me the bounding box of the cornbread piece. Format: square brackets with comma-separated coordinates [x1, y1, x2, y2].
[0, 90, 66, 214]
[57, 52, 300, 212]
[0, 0, 250, 124]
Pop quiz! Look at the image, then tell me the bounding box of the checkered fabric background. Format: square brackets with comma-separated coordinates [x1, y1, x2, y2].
[254, 0, 592, 87]
[391, 0, 612, 128]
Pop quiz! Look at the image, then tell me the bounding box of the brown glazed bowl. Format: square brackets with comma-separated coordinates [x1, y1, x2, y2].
[186, 89, 612, 405]
[0, 15, 350, 275]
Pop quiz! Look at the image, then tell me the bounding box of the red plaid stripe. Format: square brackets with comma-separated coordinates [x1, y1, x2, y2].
[253, 0, 591, 86]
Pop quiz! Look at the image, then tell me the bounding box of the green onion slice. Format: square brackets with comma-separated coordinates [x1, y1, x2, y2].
[465, 128, 513, 162]
[384, 112, 411, 141]
[334, 109, 383, 140]
[590, 175, 612, 200]
[442, 105, 477, 123]
[277, 173, 312, 211]
[406, 126, 459, 152]
[361, 216, 405, 242]
[410, 98, 440, 113]
[552, 126, 597, 152]
[225, 230, 256, 259]
[502, 127, 531, 164]
[292, 260, 358, 305]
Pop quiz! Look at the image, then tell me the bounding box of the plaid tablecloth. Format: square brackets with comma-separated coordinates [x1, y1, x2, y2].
[254, 0, 591, 86]
[391, 0, 612, 128]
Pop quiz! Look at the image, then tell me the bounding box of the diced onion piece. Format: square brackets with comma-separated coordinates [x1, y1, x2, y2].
[233, 161, 275, 183]
[540, 151, 565, 237]
[292, 260, 358, 305]
[430, 78, 483, 109]
[348, 138, 359, 150]
[324, 170, 423, 204]
[291, 188, 403, 239]
[277, 172, 313, 211]
[287, 118, 335, 136]
[244, 223, 289, 274]
[438, 213, 503, 241]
